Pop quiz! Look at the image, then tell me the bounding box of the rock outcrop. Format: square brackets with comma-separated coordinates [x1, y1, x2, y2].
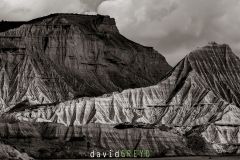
[0, 13, 171, 110]
[10, 43, 239, 127]
[2, 13, 240, 158]
[6, 43, 240, 157]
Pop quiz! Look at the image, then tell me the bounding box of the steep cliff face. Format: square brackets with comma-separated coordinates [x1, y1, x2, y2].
[0, 14, 171, 110]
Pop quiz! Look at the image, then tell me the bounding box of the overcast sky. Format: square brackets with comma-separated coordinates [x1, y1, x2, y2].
[1, 0, 240, 65]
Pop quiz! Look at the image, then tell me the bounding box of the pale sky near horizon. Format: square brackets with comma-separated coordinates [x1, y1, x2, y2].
[0, 0, 240, 66]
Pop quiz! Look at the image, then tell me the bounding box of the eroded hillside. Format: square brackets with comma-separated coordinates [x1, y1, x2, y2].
[0, 14, 171, 111]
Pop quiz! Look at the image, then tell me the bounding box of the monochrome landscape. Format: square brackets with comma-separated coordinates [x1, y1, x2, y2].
[0, 1, 240, 160]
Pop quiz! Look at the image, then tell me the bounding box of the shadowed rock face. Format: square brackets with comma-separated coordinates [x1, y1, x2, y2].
[0, 13, 171, 110]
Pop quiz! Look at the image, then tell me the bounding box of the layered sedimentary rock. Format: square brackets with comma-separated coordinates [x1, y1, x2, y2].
[0, 122, 194, 158]
[0, 14, 171, 111]
[10, 43, 239, 127]
[5, 43, 240, 157]
[2, 13, 240, 158]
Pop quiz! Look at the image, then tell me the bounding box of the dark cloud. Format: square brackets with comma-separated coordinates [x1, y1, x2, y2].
[99, 0, 240, 65]
[0, 0, 240, 65]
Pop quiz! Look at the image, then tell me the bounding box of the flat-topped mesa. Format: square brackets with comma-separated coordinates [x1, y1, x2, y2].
[0, 14, 119, 33]
[0, 14, 171, 109]
[26, 13, 119, 33]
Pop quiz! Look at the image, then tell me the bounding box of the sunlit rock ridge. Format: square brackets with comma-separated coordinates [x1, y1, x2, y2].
[0, 13, 171, 111]
[9, 43, 240, 127]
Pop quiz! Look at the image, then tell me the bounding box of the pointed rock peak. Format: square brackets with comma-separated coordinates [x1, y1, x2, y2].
[163, 42, 234, 80]
[186, 42, 239, 71]
[182, 42, 240, 107]
[162, 42, 240, 108]
[188, 42, 234, 62]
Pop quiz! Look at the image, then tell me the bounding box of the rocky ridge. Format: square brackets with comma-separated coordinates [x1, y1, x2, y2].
[9, 44, 239, 127]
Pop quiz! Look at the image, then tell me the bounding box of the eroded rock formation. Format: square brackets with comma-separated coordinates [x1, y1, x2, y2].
[5, 43, 240, 157]
[1, 14, 240, 159]
[9, 44, 239, 127]
[0, 14, 171, 111]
